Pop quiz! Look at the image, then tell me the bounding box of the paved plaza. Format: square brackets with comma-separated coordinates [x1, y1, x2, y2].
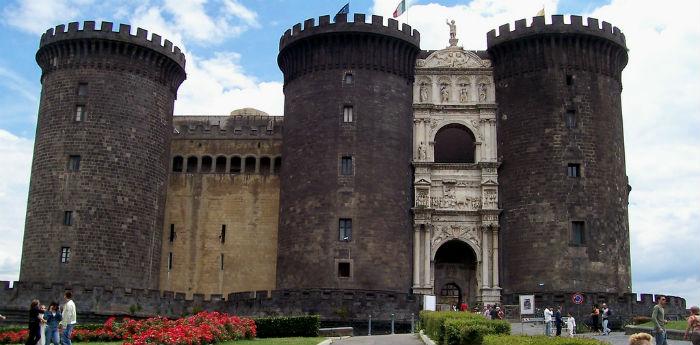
[329, 334, 423, 345]
[511, 322, 688, 345]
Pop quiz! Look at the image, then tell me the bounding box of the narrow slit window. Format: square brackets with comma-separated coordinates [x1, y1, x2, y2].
[169, 224, 176, 242]
[60, 247, 71, 263]
[567, 163, 581, 177]
[168, 252, 173, 270]
[220, 225, 226, 243]
[572, 221, 585, 245]
[220, 253, 224, 270]
[75, 105, 86, 122]
[341, 156, 353, 175]
[343, 106, 353, 123]
[63, 211, 73, 226]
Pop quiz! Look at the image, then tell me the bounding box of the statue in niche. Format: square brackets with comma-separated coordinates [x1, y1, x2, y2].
[418, 142, 427, 160]
[479, 83, 488, 101]
[419, 82, 430, 102]
[459, 84, 469, 103]
[440, 83, 450, 102]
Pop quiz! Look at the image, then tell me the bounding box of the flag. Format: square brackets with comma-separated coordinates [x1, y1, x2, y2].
[393, 0, 406, 18]
[536, 6, 545, 16]
[337, 3, 349, 16]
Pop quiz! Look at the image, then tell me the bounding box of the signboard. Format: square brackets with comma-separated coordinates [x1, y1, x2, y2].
[519, 294, 535, 314]
[572, 292, 585, 305]
[423, 295, 437, 311]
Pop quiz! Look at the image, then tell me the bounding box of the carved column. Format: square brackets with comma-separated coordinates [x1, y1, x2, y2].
[492, 226, 500, 288]
[413, 224, 421, 287]
[481, 225, 490, 288]
[423, 225, 431, 287]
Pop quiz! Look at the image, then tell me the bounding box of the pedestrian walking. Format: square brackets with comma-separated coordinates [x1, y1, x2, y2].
[651, 296, 668, 345]
[602, 303, 612, 335]
[591, 304, 601, 334]
[684, 305, 700, 345]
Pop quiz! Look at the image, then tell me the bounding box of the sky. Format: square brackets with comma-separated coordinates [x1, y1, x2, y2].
[0, 0, 698, 307]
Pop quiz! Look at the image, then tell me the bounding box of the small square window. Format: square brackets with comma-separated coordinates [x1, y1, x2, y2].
[63, 211, 73, 226]
[60, 247, 71, 263]
[75, 105, 86, 122]
[339, 218, 352, 241]
[168, 252, 173, 270]
[343, 106, 353, 123]
[567, 163, 581, 177]
[220, 225, 226, 243]
[565, 110, 577, 129]
[341, 156, 353, 175]
[344, 73, 353, 84]
[169, 224, 176, 242]
[77, 83, 88, 96]
[68, 155, 81, 172]
[338, 262, 351, 278]
[572, 221, 585, 245]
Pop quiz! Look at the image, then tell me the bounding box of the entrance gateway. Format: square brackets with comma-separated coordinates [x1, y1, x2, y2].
[411, 26, 501, 307]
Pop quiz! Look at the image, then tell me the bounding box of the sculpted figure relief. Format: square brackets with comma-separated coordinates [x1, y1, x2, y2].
[459, 83, 469, 103]
[440, 83, 450, 102]
[419, 82, 430, 102]
[446, 19, 456, 39]
[479, 83, 488, 101]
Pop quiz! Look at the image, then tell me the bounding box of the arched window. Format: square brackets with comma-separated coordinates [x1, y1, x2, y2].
[215, 156, 227, 173]
[201, 156, 212, 173]
[186, 156, 198, 173]
[259, 157, 271, 175]
[273, 157, 282, 174]
[172, 156, 183, 172]
[434, 124, 476, 163]
[244, 156, 256, 174]
[230, 156, 241, 174]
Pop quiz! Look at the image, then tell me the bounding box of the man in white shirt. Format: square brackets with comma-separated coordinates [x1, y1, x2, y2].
[59, 291, 77, 345]
[544, 306, 553, 336]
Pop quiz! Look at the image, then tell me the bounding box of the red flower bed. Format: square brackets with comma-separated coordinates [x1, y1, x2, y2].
[0, 312, 256, 344]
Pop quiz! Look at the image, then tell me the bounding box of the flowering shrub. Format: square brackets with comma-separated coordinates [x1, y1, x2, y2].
[0, 312, 256, 344]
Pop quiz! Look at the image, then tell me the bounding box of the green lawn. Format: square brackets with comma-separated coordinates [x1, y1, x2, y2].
[9, 338, 327, 345]
[637, 320, 688, 331]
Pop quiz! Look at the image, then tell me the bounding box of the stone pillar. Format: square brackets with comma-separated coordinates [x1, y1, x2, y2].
[481, 226, 490, 288]
[424, 226, 431, 287]
[492, 227, 500, 287]
[413, 225, 421, 287]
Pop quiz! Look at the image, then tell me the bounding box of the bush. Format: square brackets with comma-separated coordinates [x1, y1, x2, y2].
[420, 311, 483, 343]
[484, 335, 607, 345]
[254, 315, 320, 338]
[420, 311, 510, 345]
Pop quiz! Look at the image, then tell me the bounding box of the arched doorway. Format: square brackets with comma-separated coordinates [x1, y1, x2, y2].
[434, 124, 476, 163]
[434, 240, 478, 310]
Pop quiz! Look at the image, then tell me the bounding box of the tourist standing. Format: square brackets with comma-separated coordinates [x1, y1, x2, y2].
[651, 296, 668, 345]
[591, 304, 601, 333]
[59, 292, 77, 345]
[484, 305, 493, 319]
[38, 305, 46, 345]
[554, 306, 563, 336]
[684, 306, 700, 345]
[490, 305, 499, 320]
[24, 299, 43, 345]
[602, 303, 612, 335]
[44, 302, 62, 345]
[460, 301, 468, 312]
[544, 306, 553, 336]
[566, 312, 576, 337]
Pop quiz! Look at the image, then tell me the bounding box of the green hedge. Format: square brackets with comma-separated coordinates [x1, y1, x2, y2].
[484, 335, 607, 345]
[420, 311, 510, 345]
[254, 315, 320, 338]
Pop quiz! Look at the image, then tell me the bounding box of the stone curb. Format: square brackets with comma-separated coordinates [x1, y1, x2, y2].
[418, 330, 436, 345]
[625, 325, 686, 341]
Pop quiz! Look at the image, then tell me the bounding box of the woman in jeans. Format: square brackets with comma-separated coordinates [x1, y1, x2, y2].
[43, 302, 62, 345]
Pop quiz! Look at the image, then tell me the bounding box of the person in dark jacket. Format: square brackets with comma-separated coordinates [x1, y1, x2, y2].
[554, 306, 563, 336]
[44, 302, 62, 345]
[25, 299, 43, 345]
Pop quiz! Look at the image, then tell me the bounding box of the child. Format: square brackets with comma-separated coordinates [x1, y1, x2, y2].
[628, 332, 652, 345]
[566, 312, 576, 337]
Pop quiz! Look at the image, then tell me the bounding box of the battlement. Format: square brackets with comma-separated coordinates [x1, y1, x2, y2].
[40, 21, 186, 69]
[487, 15, 626, 49]
[279, 13, 420, 51]
[173, 115, 284, 138]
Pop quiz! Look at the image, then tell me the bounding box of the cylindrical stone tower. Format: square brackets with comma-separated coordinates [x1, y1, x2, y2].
[487, 15, 631, 294]
[20, 21, 186, 289]
[276, 13, 420, 291]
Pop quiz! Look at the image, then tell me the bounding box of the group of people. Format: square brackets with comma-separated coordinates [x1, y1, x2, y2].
[589, 303, 613, 335]
[23, 292, 77, 345]
[481, 304, 505, 320]
[543, 305, 576, 337]
[649, 296, 700, 345]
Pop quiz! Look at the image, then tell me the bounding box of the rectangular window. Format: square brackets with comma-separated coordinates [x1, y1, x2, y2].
[343, 106, 353, 123]
[68, 155, 81, 172]
[339, 218, 352, 241]
[220, 253, 224, 270]
[220, 225, 226, 243]
[169, 224, 175, 242]
[63, 211, 73, 226]
[566, 74, 573, 86]
[77, 83, 88, 96]
[60, 247, 71, 263]
[75, 105, 85, 122]
[341, 156, 353, 175]
[567, 163, 581, 177]
[338, 262, 351, 278]
[168, 252, 173, 270]
[572, 221, 585, 245]
[565, 110, 577, 129]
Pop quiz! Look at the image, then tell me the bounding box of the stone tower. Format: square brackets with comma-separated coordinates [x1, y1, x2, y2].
[276, 14, 420, 291]
[20, 22, 186, 289]
[488, 15, 631, 294]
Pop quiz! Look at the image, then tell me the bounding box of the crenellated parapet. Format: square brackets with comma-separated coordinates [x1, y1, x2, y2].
[278, 13, 421, 84]
[487, 15, 627, 81]
[37, 21, 186, 88]
[173, 115, 284, 139]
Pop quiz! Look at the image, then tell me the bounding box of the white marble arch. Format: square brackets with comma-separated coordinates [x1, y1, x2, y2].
[432, 237, 481, 262]
[429, 120, 482, 163]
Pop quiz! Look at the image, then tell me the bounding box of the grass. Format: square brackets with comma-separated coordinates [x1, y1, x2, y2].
[8, 338, 327, 345]
[484, 335, 607, 345]
[637, 320, 688, 331]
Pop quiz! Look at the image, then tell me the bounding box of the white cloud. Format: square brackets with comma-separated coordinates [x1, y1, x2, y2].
[1, 0, 93, 35]
[0, 130, 33, 283]
[174, 52, 284, 115]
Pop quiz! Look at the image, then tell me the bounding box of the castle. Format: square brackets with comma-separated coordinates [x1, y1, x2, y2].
[5, 13, 686, 323]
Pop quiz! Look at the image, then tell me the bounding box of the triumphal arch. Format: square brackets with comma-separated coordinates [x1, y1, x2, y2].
[411, 32, 501, 308]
